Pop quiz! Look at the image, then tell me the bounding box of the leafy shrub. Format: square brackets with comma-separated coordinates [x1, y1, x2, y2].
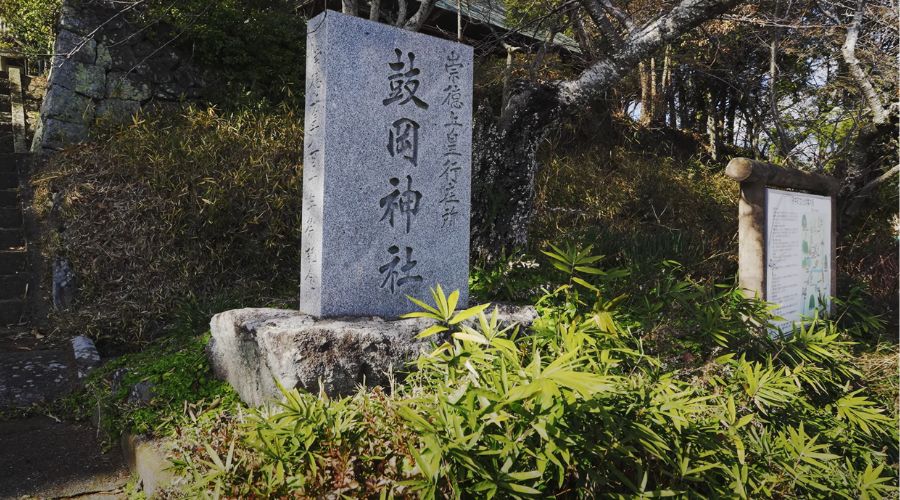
[154, 0, 306, 106]
[31, 103, 304, 344]
[532, 143, 739, 284]
[0, 0, 60, 58]
[61, 332, 239, 440]
[165, 245, 897, 498]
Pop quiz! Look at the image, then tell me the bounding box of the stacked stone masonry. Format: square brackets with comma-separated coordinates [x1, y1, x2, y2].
[33, 0, 203, 152]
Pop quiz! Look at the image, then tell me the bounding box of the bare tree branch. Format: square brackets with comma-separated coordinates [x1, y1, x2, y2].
[843, 164, 899, 218]
[342, 0, 358, 16]
[557, 0, 742, 107]
[768, 31, 796, 157]
[403, 0, 438, 32]
[569, 7, 599, 58]
[577, 0, 622, 47]
[599, 0, 633, 30]
[395, 0, 408, 27]
[840, 0, 890, 124]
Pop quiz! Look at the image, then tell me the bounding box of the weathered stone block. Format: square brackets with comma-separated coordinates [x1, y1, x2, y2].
[59, 4, 96, 36]
[208, 305, 536, 405]
[41, 119, 89, 150]
[108, 45, 136, 71]
[300, 11, 474, 318]
[55, 30, 97, 65]
[50, 58, 106, 99]
[121, 434, 176, 497]
[30, 115, 44, 153]
[70, 335, 100, 380]
[95, 43, 112, 69]
[96, 98, 141, 123]
[106, 72, 151, 101]
[41, 85, 95, 123]
[173, 65, 202, 88]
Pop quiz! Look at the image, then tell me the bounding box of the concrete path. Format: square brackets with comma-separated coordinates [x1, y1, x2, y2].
[0, 349, 72, 408]
[0, 65, 130, 498]
[0, 417, 129, 499]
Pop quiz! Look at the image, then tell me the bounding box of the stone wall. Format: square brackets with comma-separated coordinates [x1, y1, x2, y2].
[32, 0, 203, 152]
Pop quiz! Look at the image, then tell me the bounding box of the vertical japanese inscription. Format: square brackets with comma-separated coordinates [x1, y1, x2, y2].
[378, 48, 428, 293]
[439, 51, 465, 228]
[300, 21, 325, 309]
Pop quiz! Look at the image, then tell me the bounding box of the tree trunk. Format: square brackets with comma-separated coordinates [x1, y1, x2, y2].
[837, 117, 898, 227]
[639, 60, 652, 124]
[725, 93, 736, 144]
[650, 56, 660, 124]
[677, 69, 691, 129]
[706, 90, 719, 160]
[665, 48, 677, 128]
[697, 89, 707, 135]
[768, 32, 794, 157]
[654, 47, 671, 126]
[471, 0, 744, 259]
[471, 84, 559, 260]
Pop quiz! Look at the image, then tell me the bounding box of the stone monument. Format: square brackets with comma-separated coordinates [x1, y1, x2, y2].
[725, 157, 839, 334]
[300, 11, 473, 318]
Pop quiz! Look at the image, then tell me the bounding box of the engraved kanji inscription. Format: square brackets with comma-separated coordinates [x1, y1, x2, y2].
[383, 49, 429, 109]
[379, 175, 422, 233]
[379, 245, 423, 293]
[387, 118, 420, 167]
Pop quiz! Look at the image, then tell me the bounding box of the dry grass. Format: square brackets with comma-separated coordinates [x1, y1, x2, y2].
[31, 104, 304, 345]
[856, 345, 900, 414]
[531, 135, 739, 280]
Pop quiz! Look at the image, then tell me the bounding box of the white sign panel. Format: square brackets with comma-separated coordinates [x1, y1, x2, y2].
[765, 188, 832, 333]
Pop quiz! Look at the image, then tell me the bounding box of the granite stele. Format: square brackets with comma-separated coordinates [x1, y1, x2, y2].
[300, 11, 474, 318]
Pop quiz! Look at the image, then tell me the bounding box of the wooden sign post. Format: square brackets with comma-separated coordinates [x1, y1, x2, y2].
[725, 157, 840, 332]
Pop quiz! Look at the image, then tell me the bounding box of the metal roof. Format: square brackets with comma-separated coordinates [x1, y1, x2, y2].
[433, 0, 581, 52]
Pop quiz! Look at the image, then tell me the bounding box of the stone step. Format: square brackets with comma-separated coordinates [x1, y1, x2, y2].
[0, 274, 26, 300]
[0, 229, 23, 249]
[0, 189, 17, 207]
[0, 207, 21, 227]
[0, 173, 17, 189]
[0, 298, 22, 325]
[0, 251, 25, 274]
[0, 154, 19, 170]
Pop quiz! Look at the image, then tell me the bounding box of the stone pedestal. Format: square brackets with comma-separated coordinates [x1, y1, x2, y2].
[207, 306, 537, 404]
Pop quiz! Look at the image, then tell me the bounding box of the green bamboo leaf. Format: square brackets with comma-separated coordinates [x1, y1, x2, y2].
[449, 302, 492, 324]
[405, 295, 440, 315]
[507, 470, 542, 481]
[735, 414, 754, 428]
[446, 289, 460, 315]
[571, 277, 598, 291]
[453, 331, 489, 344]
[417, 324, 449, 338]
[574, 265, 604, 275]
[396, 406, 436, 433]
[550, 261, 572, 273]
[433, 285, 449, 317]
[577, 254, 604, 264]
[401, 311, 441, 320]
[506, 482, 541, 495]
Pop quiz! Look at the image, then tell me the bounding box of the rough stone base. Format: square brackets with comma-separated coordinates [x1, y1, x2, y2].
[208, 305, 537, 405]
[122, 433, 176, 497]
